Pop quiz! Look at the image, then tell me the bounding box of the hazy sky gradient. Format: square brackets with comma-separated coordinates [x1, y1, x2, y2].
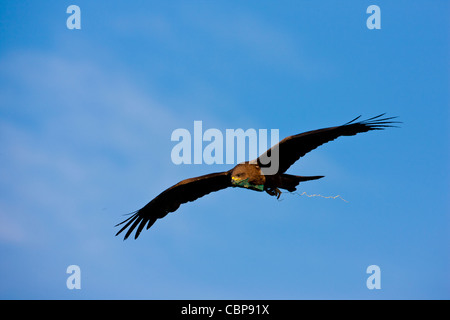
[0, 1, 448, 299]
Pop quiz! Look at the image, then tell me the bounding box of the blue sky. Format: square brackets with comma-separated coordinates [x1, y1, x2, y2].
[0, 1, 448, 299]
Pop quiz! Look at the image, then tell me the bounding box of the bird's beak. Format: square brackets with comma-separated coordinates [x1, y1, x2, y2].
[231, 176, 242, 186]
[231, 177, 264, 191]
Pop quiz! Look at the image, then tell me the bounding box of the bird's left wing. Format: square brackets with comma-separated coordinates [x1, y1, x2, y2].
[256, 114, 399, 174]
[115, 171, 231, 240]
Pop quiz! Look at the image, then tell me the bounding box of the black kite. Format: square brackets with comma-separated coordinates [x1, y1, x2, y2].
[116, 114, 398, 239]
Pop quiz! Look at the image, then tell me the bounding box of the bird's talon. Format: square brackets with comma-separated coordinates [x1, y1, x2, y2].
[276, 188, 281, 199]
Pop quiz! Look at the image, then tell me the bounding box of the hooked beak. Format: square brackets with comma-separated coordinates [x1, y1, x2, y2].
[231, 176, 244, 186]
[231, 176, 264, 191]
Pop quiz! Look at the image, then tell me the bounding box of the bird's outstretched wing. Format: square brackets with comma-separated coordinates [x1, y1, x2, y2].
[256, 114, 400, 174]
[115, 171, 231, 240]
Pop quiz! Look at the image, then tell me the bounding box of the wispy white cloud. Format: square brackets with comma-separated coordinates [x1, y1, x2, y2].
[0, 206, 26, 244]
[107, 5, 332, 78]
[0, 49, 180, 246]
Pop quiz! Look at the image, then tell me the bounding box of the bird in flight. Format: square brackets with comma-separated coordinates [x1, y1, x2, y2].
[116, 114, 399, 240]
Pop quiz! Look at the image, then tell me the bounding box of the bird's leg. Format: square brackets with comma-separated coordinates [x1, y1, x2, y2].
[274, 187, 281, 199]
[265, 187, 282, 199]
[265, 187, 275, 196]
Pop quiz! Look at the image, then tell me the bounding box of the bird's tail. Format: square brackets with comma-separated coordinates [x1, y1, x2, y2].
[280, 174, 324, 192]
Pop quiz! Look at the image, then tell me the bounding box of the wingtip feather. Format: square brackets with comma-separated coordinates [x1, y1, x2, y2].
[348, 113, 401, 130]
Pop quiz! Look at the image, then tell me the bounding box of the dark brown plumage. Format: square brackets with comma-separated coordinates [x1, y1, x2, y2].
[116, 114, 399, 240]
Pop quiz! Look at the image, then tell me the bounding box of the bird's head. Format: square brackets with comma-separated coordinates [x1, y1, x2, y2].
[230, 163, 265, 191]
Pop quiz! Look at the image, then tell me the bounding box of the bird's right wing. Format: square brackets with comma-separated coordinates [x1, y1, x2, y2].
[115, 171, 231, 240]
[256, 114, 399, 174]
